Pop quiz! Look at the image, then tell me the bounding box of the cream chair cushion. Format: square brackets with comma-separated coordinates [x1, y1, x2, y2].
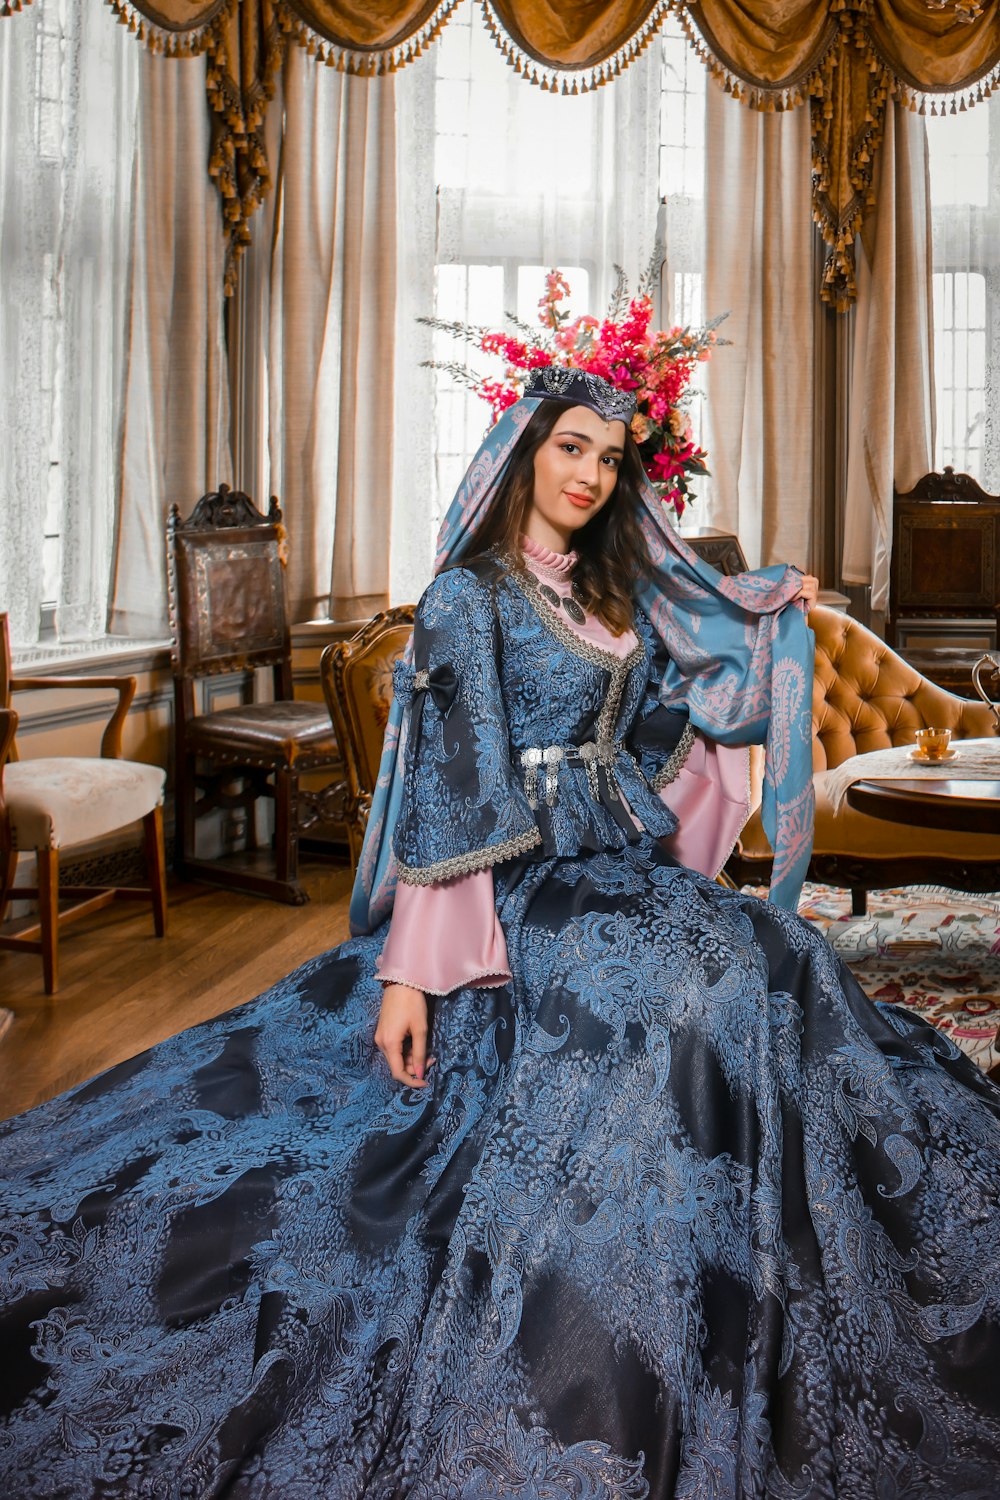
[5, 758, 165, 851]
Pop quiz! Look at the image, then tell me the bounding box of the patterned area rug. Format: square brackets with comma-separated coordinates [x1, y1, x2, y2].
[796, 884, 1000, 1075]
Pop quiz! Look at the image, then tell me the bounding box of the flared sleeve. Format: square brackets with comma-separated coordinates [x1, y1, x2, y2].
[375, 870, 512, 996]
[391, 568, 542, 885]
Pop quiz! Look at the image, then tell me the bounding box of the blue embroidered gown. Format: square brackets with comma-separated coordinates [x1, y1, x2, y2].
[2, 558, 1000, 1499]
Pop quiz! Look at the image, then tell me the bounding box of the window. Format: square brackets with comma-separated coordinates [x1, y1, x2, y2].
[0, 0, 137, 648]
[927, 99, 1000, 488]
[429, 5, 708, 529]
[659, 20, 706, 329]
[34, 2, 68, 632]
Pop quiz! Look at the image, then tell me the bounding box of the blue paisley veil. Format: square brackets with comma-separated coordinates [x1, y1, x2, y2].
[349, 397, 814, 932]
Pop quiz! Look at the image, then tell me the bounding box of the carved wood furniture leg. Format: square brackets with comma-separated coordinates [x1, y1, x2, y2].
[851, 887, 868, 917]
[275, 769, 296, 886]
[37, 849, 59, 995]
[144, 806, 168, 938]
[0, 846, 16, 924]
[347, 821, 362, 874]
[176, 752, 196, 878]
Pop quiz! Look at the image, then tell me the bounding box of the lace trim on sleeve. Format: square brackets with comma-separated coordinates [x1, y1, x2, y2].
[650, 721, 697, 792]
[376, 969, 512, 996]
[396, 825, 542, 885]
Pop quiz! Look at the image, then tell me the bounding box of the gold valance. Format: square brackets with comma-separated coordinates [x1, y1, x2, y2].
[685, 1, 1000, 305]
[5, 1, 998, 302]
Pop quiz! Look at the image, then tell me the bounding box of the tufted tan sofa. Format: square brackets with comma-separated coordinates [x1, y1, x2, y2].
[728, 606, 1000, 910]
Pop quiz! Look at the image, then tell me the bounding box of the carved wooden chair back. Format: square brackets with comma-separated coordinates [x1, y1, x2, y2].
[166, 485, 345, 905]
[889, 468, 1000, 650]
[320, 607, 416, 868]
[168, 484, 293, 714]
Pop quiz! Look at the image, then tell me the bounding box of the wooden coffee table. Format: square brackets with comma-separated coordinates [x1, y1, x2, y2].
[846, 776, 1000, 835]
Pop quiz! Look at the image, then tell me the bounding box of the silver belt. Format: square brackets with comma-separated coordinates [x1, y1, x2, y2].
[519, 738, 619, 808]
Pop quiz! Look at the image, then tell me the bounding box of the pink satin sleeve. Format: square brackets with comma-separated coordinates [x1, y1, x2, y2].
[656, 735, 751, 879]
[375, 868, 512, 996]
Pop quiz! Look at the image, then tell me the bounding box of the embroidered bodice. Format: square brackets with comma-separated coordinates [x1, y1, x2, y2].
[377, 543, 695, 994]
[390, 552, 692, 886]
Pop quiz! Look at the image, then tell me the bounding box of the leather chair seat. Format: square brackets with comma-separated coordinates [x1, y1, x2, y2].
[185, 702, 338, 766]
[740, 768, 1000, 863]
[5, 757, 166, 851]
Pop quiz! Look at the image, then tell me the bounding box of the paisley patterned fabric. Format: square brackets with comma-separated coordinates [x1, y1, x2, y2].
[2, 839, 1000, 1495]
[2, 578, 1000, 1496]
[351, 395, 815, 934]
[391, 562, 680, 887]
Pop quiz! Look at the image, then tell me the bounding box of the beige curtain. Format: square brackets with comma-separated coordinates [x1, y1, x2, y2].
[260, 45, 397, 623]
[110, 51, 232, 638]
[842, 103, 934, 614]
[701, 77, 816, 572]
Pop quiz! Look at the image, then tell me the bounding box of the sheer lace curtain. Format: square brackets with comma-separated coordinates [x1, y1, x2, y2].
[427, 0, 663, 550]
[0, 0, 137, 648]
[109, 50, 232, 639]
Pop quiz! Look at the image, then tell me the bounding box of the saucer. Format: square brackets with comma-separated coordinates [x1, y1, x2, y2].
[909, 746, 957, 764]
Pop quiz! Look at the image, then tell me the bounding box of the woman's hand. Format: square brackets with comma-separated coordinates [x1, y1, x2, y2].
[794, 573, 819, 611]
[375, 983, 432, 1087]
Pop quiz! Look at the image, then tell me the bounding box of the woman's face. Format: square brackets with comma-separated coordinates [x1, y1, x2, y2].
[527, 404, 626, 550]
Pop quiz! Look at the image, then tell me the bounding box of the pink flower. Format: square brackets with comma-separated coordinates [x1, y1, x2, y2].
[436, 266, 722, 519]
[478, 379, 521, 425]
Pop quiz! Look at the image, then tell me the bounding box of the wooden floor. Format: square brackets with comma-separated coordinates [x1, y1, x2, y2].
[0, 862, 356, 1121]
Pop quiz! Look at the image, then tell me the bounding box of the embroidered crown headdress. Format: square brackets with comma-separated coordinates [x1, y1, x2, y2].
[521, 367, 637, 425]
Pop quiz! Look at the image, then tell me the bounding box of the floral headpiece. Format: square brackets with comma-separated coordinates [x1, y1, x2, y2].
[422, 250, 725, 520]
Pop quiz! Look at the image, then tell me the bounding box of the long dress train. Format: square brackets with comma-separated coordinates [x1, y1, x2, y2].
[2, 553, 999, 1497]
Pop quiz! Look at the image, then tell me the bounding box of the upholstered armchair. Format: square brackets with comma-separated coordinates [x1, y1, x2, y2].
[0, 614, 167, 994]
[320, 607, 416, 871]
[729, 605, 1000, 909]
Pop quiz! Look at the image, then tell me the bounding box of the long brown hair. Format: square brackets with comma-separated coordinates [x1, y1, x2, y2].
[458, 401, 653, 635]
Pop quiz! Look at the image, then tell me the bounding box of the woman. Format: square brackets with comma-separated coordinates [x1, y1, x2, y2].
[2, 370, 999, 1498]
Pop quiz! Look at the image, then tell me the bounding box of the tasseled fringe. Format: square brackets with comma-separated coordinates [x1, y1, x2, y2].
[478, 0, 675, 95]
[102, 0, 235, 57]
[204, 9, 286, 295]
[810, 30, 891, 309]
[86, 0, 1000, 304]
[674, 2, 837, 113]
[676, 2, 1000, 308]
[276, 0, 462, 77]
[894, 64, 1000, 115]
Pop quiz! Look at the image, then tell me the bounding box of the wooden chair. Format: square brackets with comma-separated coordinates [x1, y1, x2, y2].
[168, 484, 347, 906]
[320, 607, 416, 870]
[0, 614, 167, 994]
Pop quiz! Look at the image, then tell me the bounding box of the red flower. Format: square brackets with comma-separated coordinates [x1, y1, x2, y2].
[435, 267, 722, 512]
[647, 450, 687, 485]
